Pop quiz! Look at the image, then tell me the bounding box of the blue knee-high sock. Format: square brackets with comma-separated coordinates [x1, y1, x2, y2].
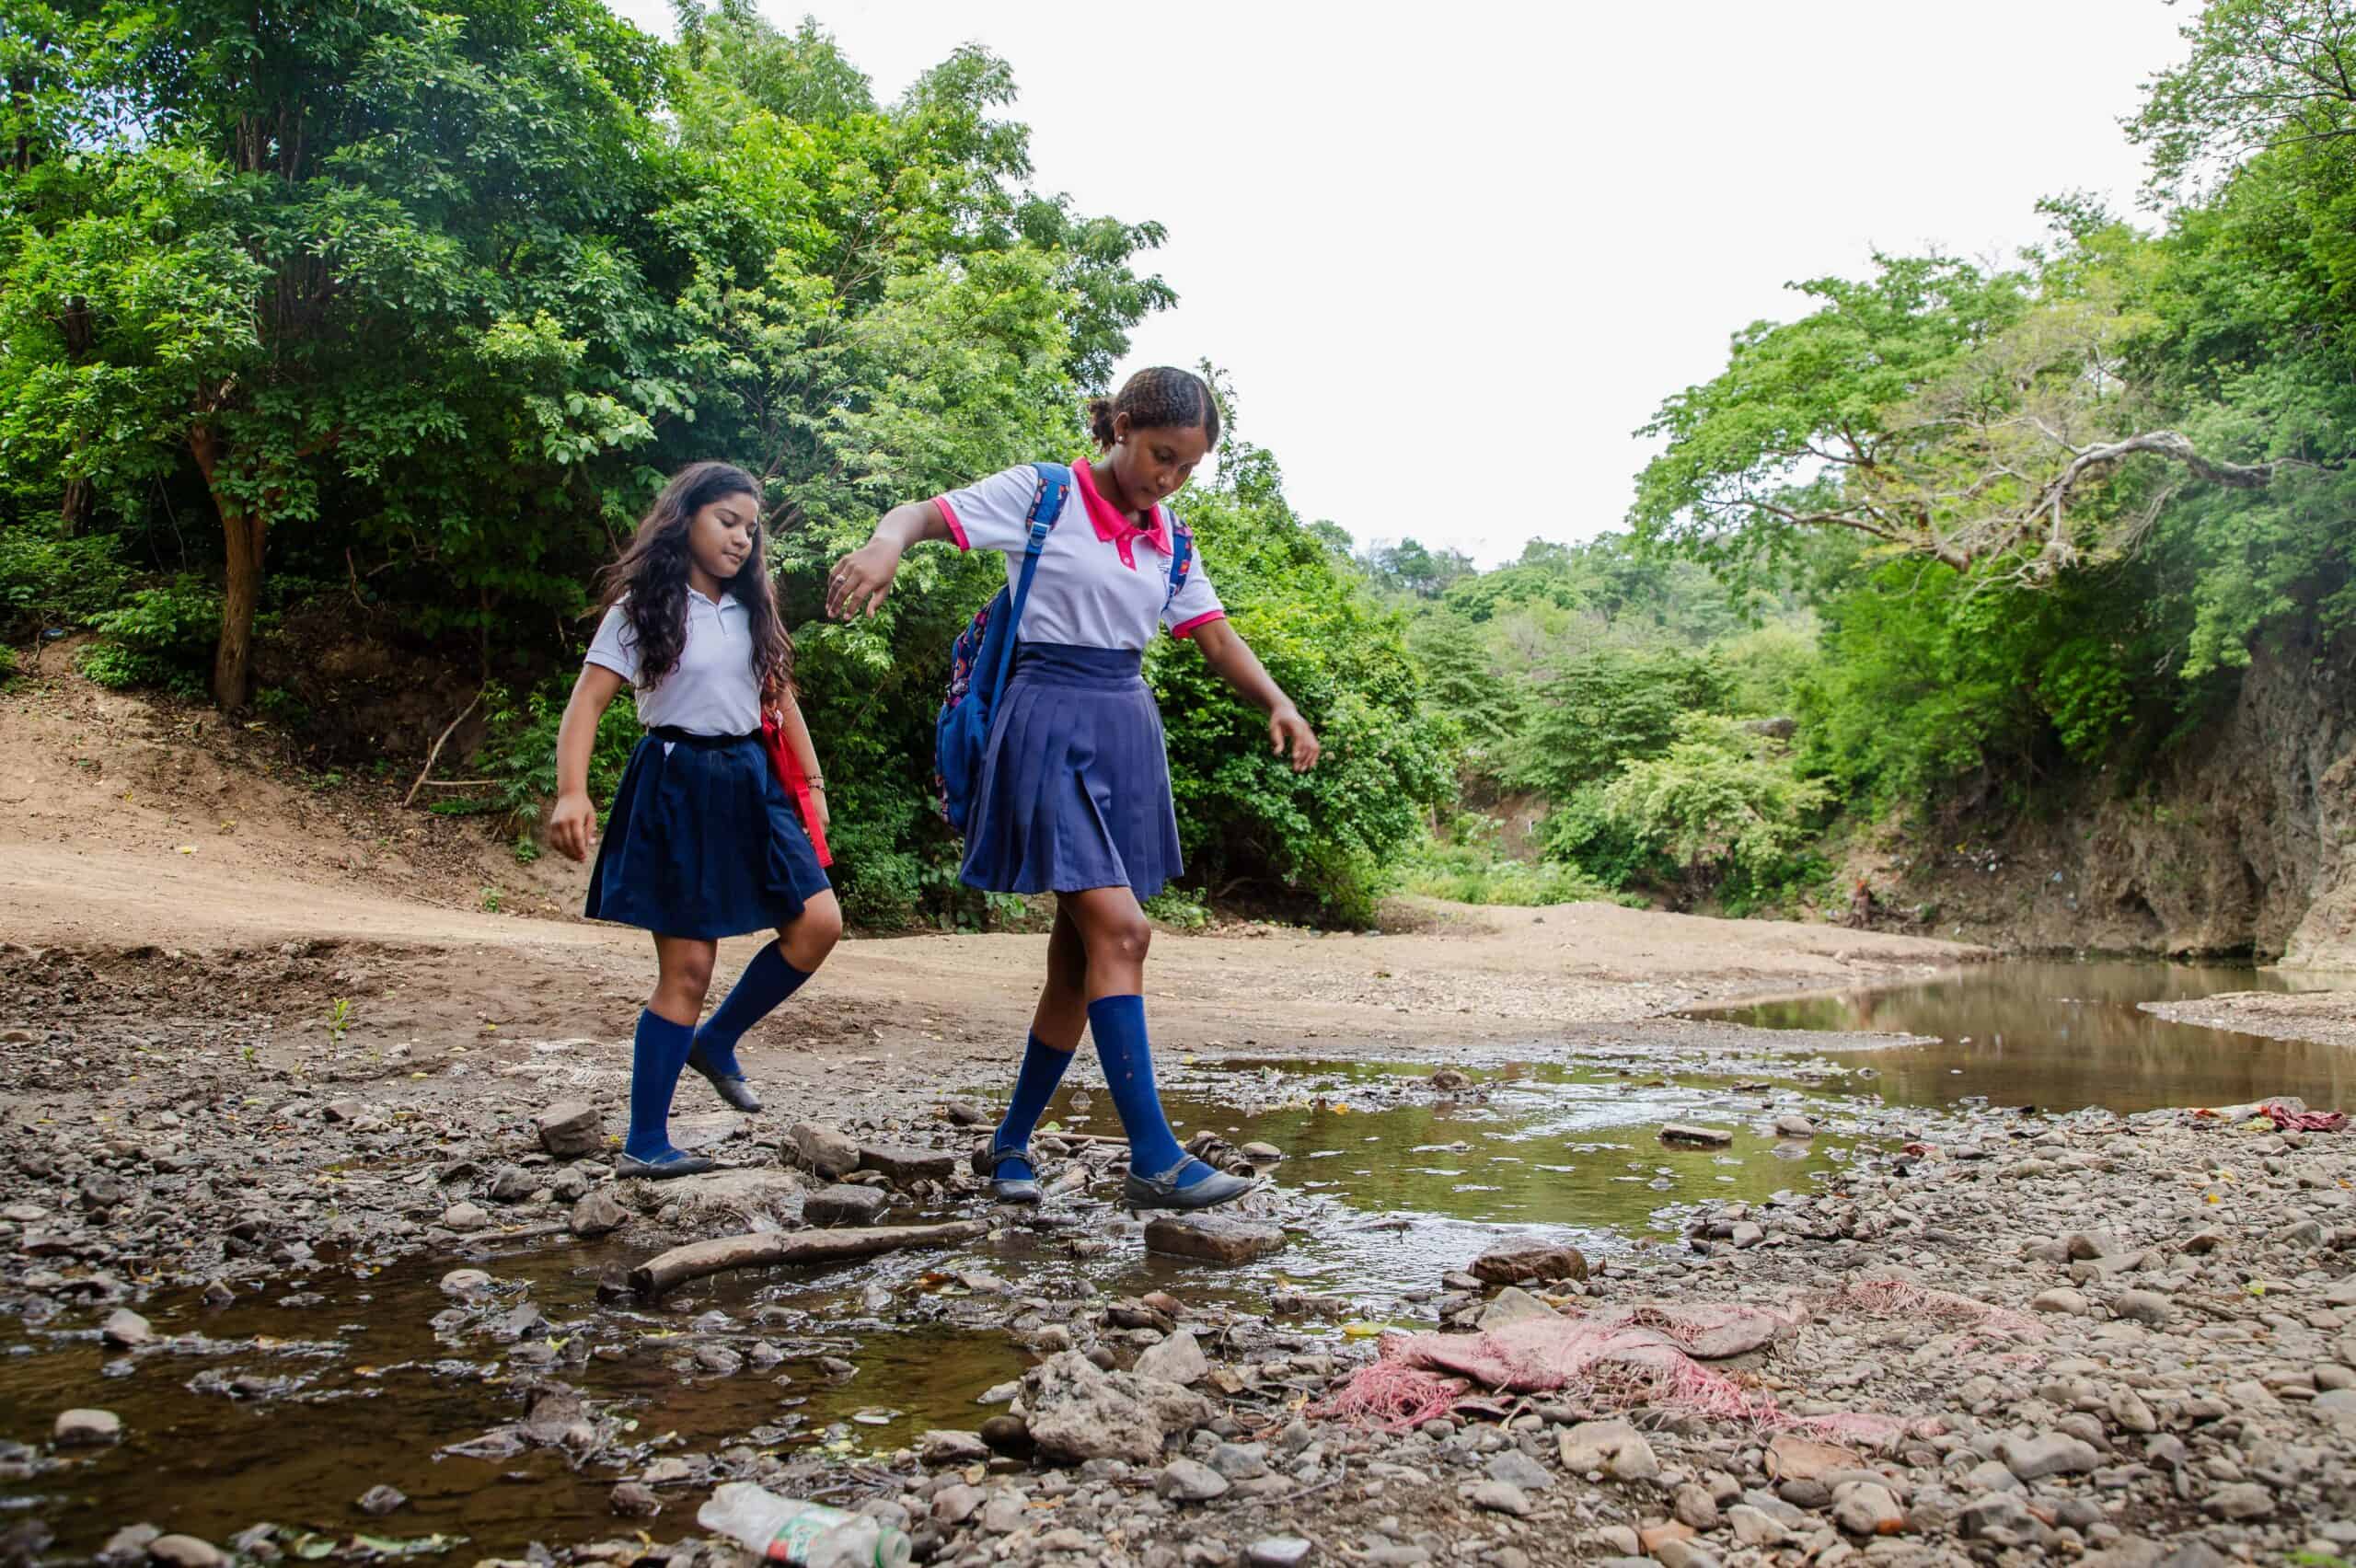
[1086, 995, 1206, 1188]
[991, 1032, 1078, 1182]
[627, 1009, 697, 1160]
[696, 942, 813, 1077]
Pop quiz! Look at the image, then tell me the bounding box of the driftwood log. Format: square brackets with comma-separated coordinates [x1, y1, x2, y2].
[628, 1220, 988, 1296]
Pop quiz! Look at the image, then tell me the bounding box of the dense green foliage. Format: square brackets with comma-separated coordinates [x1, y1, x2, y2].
[0, 0, 1449, 926]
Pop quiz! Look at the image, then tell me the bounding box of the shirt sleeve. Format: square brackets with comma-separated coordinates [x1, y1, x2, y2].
[932, 465, 1053, 555]
[1163, 544, 1227, 639]
[584, 603, 639, 684]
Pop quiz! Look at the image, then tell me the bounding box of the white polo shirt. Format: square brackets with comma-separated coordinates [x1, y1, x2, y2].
[584, 589, 762, 735]
[932, 460, 1226, 651]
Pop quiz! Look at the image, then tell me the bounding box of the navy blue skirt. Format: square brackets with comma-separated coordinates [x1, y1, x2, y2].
[960, 643, 1184, 901]
[584, 729, 830, 940]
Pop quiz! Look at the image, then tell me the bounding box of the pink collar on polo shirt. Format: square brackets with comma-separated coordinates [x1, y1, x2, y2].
[1070, 457, 1171, 571]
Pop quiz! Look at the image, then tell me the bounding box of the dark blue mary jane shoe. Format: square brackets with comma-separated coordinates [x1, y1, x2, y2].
[685, 1042, 762, 1113]
[972, 1145, 1041, 1205]
[615, 1149, 717, 1181]
[1121, 1156, 1255, 1211]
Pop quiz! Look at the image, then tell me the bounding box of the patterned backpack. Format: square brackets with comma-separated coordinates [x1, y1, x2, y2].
[933, 461, 1195, 833]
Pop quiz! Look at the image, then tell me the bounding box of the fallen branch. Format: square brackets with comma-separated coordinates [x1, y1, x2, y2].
[629, 1219, 987, 1297]
[404, 686, 486, 809]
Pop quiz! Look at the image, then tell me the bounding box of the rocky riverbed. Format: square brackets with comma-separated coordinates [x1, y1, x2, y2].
[6, 940, 2356, 1568]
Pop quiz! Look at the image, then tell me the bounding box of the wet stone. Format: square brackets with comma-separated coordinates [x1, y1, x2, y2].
[1143, 1214, 1285, 1264]
[919, 1430, 989, 1465]
[1659, 1124, 1733, 1147]
[1470, 1239, 1588, 1285]
[1773, 1113, 1817, 1138]
[147, 1536, 224, 1568]
[537, 1101, 604, 1159]
[439, 1268, 493, 1298]
[355, 1485, 407, 1516]
[609, 1482, 661, 1518]
[54, 1408, 121, 1447]
[98, 1526, 159, 1565]
[101, 1308, 154, 1347]
[804, 1185, 888, 1227]
[978, 1414, 1034, 1457]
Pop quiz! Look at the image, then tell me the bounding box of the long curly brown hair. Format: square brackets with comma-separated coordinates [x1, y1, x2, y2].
[595, 462, 792, 706]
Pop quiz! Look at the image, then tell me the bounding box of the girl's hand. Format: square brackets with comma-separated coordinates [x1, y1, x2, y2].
[827, 539, 905, 620]
[811, 789, 830, 836]
[1270, 707, 1322, 772]
[549, 790, 598, 862]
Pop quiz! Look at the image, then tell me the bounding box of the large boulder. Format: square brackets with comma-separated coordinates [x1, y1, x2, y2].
[1022, 1351, 1212, 1465]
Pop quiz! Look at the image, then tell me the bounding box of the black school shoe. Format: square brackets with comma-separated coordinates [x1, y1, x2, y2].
[972, 1145, 1041, 1205]
[616, 1149, 717, 1180]
[685, 1042, 763, 1113]
[1122, 1156, 1255, 1211]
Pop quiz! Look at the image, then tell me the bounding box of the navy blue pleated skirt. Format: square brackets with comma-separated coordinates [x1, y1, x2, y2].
[584, 729, 830, 940]
[960, 643, 1184, 900]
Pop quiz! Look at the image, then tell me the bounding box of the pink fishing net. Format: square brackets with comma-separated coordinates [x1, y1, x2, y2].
[1312, 1285, 2037, 1435]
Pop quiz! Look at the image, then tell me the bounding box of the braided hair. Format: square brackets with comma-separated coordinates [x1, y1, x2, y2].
[1088, 366, 1220, 450]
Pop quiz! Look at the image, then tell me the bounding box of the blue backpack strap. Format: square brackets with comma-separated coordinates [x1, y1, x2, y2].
[1163, 511, 1194, 613]
[990, 462, 1070, 693]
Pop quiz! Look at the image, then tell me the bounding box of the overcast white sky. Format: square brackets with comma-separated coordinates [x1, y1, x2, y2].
[608, 0, 2192, 565]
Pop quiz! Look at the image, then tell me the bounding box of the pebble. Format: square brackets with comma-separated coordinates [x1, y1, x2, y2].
[1484, 1449, 1552, 1491]
[536, 1101, 603, 1158]
[355, 1484, 406, 1516]
[569, 1188, 629, 1238]
[1832, 1480, 1902, 1537]
[803, 1184, 888, 1227]
[608, 1482, 660, 1517]
[1470, 1480, 1531, 1516]
[1659, 1124, 1733, 1147]
[1157, 1458, 1230, 1502]
[147, 1537, 224, 1568]
[2203, 1482, 2275, 1520]
[101, 1309, 154, 1347]
[1773, 1113, 1817, 1138]
[1997, 1433, 2100, 1481]
[918, 1429, 989, 1465]
[2031, 1287, 2088, 1315]
[440, 1202, 488, 1231]
[1673, 1481, 1721, 1530]
[438, 1268, 492, 1297]
[789, 1123, 860, 1180]
[2113, 1288, 2173, 1326]
[1135, 1328, 1210, 1386]
[1242, 1538, 1314, 1568]
[1209, 1442, 1270, 1481]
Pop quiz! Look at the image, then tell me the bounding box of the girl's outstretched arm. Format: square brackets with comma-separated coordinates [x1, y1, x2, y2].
[1190, 619, 1322, 772]
[827, 502, 953, 620]
[549, 663, 628, 861]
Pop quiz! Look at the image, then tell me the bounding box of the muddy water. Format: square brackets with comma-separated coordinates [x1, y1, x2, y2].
[1697, 959, 2356, 1114]
[4, 1056, 1877, 1559]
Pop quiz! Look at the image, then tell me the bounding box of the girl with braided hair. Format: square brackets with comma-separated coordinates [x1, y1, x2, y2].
[828, 367, 1320, 1210]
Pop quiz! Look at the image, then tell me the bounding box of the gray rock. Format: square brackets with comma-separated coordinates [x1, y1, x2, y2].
[147, 1537, 224, 1568]
[1143, 1214, 1285, 1264]
[1022, 1349, 1212, 1464]
[1998, 1433, 2100, 1481]
[537, 1101, 603, 1159]
[440, 1202, 489, 1231]
[569, 1188, 629, 1238]
[2203, 1482, 2274, 1520]
[1557, 1419, 1657, 1482]
[355, 1484, 406, 1516]
[803, 1184, 888, 1227]
[789, 1123, 860, 1181]
[439, 1268, 492, 1297]
[856, 1145, 955, 1185]
[1673, 1482, 1720, 1530]
[1477, 1286, 1561, 1331]
[1772, 1113, 1816, 1138]
[2113, 1289, 2173, 1326]
[2108, 1385, 2159, 1434]
[53, 1409, 121, 1447]
[98, 1526, 160, 1565]
[1157, 1458, 1229, 1502]
[1134, 1329, 1209, 1387]
[486, 1165, 537, 1204]
[1484, 1449, 1552, 1491]
[978, 1492, 1026, 1534]
[1727, 1505, 1787, 1546]
[1832, 1482, 1902, 1537]
[2067, 1229, 2126, 1261]
[1471, 1480, 1531, 1516]
[930, 1483, 986, 1525]
[2031, 1288, 2089, 1316]
[102, 1309, 154, 1347]
[1469, 1240, 1588, 1285]
[1209, 1442, 1269, 1481]
[1960, 1493, 2033, 1539]
[918, 1429, 990, 1464]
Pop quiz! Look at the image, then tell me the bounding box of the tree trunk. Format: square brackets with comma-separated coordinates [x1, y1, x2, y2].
[190, 423, 264, 710]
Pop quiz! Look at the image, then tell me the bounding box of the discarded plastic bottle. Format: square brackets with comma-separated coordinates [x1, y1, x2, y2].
[697, 1481, 913, 1568]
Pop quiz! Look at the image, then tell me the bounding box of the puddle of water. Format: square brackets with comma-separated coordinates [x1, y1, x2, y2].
[1, 1246, 1027, 1559]
[1695, 959, 2356, 1114]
